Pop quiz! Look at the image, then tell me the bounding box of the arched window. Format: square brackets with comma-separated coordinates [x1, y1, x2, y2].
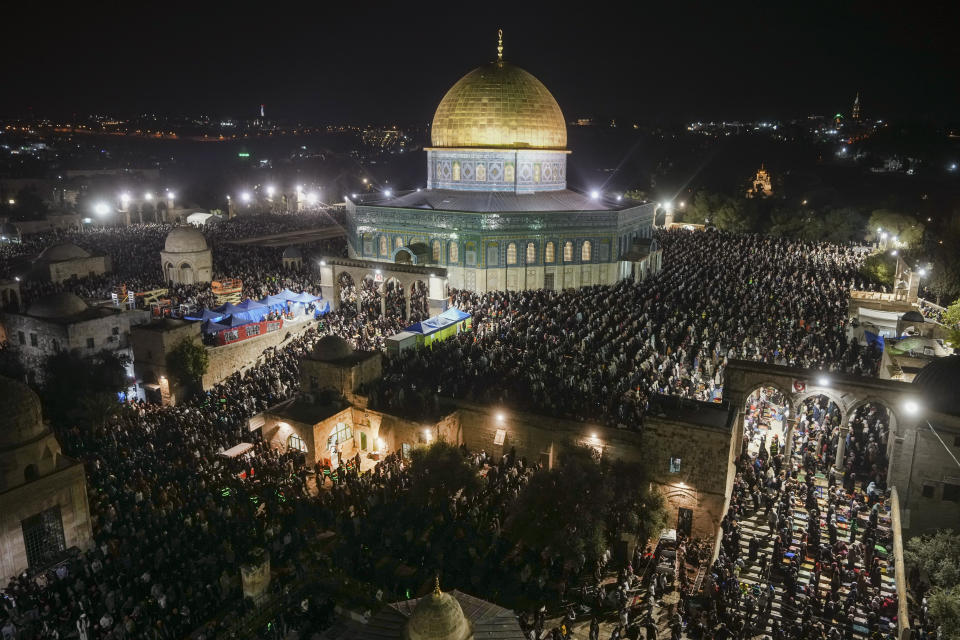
[506, 243, 517, 265]
[452, 161, 461, 181]
[563, 241, 574, 262]
[449, 241, 459, 263]
[526, 242, 536, 264]
[432, 240, 441, 262]
[581, 240, 592, 262]
[545, 242, 555, 263]
[394, 236, 403, 250]
[287, 434, 307, 453]
[379, 235, 388, 256]
[505, 164, 515, 183]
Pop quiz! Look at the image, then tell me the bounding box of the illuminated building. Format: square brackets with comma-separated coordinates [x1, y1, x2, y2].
[852, 92, 861, 121]
[345, 31, 659, 293]
[746, 164, 773, 198]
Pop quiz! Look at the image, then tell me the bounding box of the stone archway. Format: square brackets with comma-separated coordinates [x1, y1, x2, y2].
[359, 274, 381, 319]
[409, 280, 428, 322]
[337, 272, 358, 319]
[393, 247, 415, 264]
[383, 277, 406, 320]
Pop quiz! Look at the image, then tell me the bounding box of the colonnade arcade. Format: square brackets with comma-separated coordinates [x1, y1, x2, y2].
[724, 360, 923, 495]
[316, 257, 449, 320]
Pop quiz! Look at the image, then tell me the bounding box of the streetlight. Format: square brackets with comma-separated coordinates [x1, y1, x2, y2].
[266, 185, 276, 197]
[590, 190, 600, 199]
[241, 192, 252, 203]
[144, 192, 153, 201]
[93, 202, 110, 217]
[307, 192, 319, 205]
[904, 400, 920, 415]
[383, 189, 392, 197]
[918, 268, 927, 277]
[120, 192, 131, 207]
[817, 375, 830, 387]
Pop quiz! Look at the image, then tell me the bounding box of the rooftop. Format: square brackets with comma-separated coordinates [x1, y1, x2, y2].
[646, 394, 734, 431]
[266, 397, 350, 426]
[352, 189, 646, 214]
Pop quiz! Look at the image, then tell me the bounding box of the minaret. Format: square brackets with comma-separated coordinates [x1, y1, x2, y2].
[496, 28, 503, 66]
[852, 93, 861, 121]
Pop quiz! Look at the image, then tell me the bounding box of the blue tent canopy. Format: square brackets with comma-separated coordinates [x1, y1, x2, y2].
[405, 307, 471, 336]
[221, 314, 254, 328]
[202, 319, 232, 334]
[291, 291, 321, 304]
[223, 299, 269, 322]
[314, 300, 330, 316]
[260, 294, 288, 311]
[187, 308, 225, 322]
[277, 288, 300, 302]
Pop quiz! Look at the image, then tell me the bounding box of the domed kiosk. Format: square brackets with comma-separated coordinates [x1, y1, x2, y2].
[31, 242, 110, 284]
[0, 376, 93, 583]
[282, 246, 303, 271]
[26, 291, 89, 319]
[403, 581, 473, 640]
[160, 226, 212, 285]
[329, 579, 523, 639]
[912, 354, 960, 416]
[344, 30, 659, 293]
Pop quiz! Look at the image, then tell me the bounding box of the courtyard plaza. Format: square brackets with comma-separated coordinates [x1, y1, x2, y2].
[0, 213, 914, 640]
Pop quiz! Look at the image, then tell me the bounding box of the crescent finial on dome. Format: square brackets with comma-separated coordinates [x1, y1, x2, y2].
[497, 28, 503, 63]
[434, 574, 441, 595]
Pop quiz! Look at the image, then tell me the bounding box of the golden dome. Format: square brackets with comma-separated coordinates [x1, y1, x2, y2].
[431, 61, 567, 150]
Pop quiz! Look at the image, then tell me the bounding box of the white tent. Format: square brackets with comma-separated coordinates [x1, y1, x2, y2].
[186, 211, 218, 226]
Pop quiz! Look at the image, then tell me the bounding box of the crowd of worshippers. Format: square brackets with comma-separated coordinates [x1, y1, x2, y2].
[0, 324, 343, 640]
[371, 231, 882, 428]
[696, 401, 899, 640]
[1, 219, 347, 314]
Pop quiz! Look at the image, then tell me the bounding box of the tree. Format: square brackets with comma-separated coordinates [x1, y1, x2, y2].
[904, 530, 960, 638]
[860, 252, 897, 287]
[165, 337, 209, 394]
[42, 349, 130, 428]
[408, 440, 481, 511]
[867, 209, 925, 247]
[506, 445, 666, 582]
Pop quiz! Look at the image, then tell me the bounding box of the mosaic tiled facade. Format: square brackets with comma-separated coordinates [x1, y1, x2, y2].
[427, 149, 568, 193]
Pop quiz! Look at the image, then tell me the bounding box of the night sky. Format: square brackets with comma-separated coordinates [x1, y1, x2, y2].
[4, 1, 958, 124]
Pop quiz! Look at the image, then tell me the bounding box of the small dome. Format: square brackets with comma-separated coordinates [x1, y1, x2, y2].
[36, 242, 90, 262]
[27, 291, 89, 319]
[404, 589, 472, 640]
[431, 61, 566, 150]
[0, 376, 46, 448]
[312, 335, 355, 361]
[282, 246, 302, 259]
[164, 226, 208, 253]
[912, 355, 960, 416]
[900, 310, 924, 324]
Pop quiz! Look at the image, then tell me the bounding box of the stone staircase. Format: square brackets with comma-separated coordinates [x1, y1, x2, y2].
[733, 472, 899, 639]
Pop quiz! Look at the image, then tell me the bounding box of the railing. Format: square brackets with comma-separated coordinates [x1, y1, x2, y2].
[890, 487, 912, 640]
[850, 290, 900, 302]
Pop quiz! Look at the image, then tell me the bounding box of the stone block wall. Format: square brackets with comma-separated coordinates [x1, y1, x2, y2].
[0, 463, 93, 584]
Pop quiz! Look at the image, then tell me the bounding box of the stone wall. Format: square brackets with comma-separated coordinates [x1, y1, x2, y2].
[202, 319, 316, 389]
[47, 255, 110, 284]
[0, 463, 93, 584]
